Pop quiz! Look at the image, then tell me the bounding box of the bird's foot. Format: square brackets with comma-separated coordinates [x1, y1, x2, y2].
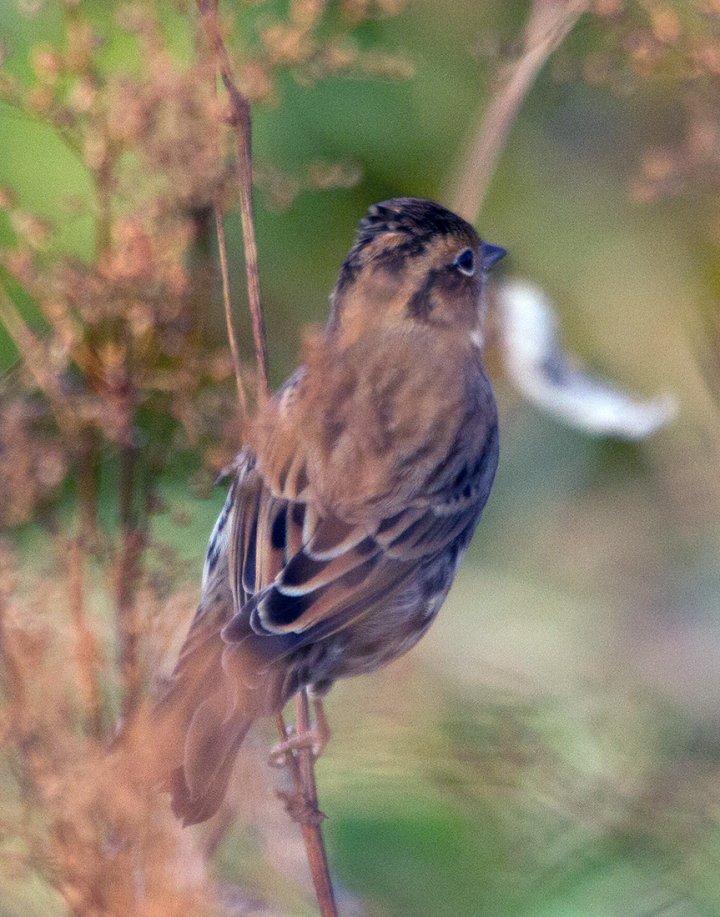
[269, 699, 331, 767]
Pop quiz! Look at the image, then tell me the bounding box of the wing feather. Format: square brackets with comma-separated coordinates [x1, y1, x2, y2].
[222, 422, 496, 640]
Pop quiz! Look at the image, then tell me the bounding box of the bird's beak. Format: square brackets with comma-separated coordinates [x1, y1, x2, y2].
[482, 243, 507, 270]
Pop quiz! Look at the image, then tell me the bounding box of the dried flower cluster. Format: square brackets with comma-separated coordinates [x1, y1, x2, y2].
[553, 1, 720, 203]
[255, 157, 363, 211]
[0, 540, 221, 916]
[245, 0, 412, 97]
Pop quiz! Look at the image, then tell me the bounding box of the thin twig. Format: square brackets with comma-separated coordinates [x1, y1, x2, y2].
[204, 0, 248, 420]
[196, 0, 269, 399]
[448, 0, 588, 223]
[214, 204, 248, 418]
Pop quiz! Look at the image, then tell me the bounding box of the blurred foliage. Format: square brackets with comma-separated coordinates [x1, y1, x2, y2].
[1, 0, 720, 915]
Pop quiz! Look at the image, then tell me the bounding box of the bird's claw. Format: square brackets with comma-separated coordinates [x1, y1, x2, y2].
[268, 720, 330, 767]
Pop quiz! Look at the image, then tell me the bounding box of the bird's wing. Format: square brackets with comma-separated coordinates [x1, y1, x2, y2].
[223, 414, 498, 641]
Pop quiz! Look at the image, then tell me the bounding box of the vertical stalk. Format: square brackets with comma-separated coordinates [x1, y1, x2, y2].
[197, 0, 269, 399]
[294, 691, 338, 917]
[448, 0, 588, 222]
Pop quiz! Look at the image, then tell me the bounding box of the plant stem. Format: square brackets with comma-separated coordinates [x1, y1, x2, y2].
[215, 193, 248, 420]
[196, 0, 269, 399]
[448, 0, 588, 223]
[294, 691, 338, 917]
[275, 707, 338, 917]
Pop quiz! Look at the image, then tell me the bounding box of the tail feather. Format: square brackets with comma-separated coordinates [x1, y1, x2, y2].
[182, 684, 251, 803]
[152, 635, 290, 825]
[169, 713, 253, 826]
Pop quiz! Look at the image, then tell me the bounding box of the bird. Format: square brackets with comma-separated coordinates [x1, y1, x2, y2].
[157, 197, 506, 825]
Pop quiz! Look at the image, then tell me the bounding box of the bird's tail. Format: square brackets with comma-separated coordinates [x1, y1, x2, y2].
[112, 580, 293, 825]
[164, 682, 255, 826]
[140, 630, 290, 826]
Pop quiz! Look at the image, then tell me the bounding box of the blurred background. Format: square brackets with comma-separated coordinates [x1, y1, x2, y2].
[1, 1, 720, 915]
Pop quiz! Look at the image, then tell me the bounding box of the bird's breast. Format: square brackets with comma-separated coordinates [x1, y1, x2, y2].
[291, 332, 490, 521]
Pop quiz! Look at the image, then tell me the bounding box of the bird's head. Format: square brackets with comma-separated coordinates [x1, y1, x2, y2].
[328, 197, 506, 345]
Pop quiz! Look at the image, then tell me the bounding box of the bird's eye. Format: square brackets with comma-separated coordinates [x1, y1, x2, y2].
[453, 248, 475, 276]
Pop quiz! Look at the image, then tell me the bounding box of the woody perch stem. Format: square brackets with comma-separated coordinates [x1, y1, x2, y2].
[196, 2, 336, 912]
[274, 705, 338, 917]
[294, 690, 338, 917]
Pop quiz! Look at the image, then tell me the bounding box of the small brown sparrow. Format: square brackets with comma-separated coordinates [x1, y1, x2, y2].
[159, 197, 505, 824]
